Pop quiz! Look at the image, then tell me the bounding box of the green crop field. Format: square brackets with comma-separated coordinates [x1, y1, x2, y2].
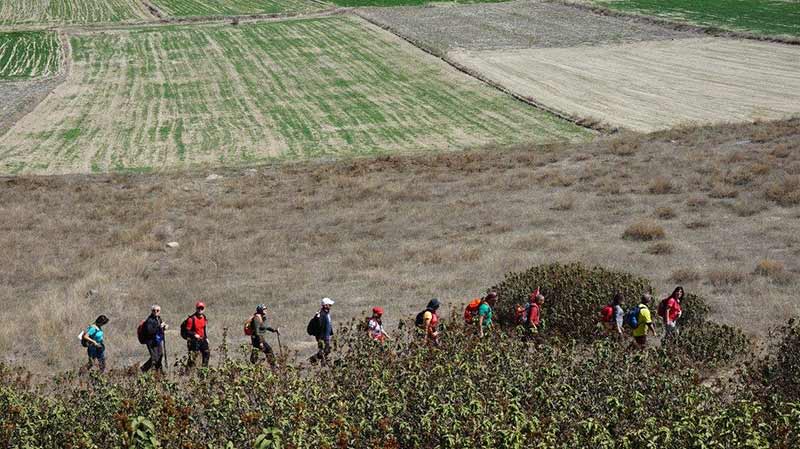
[594, 0, 800, 37]
[0, 17, 588, 175]
[0, 0, 151, 26]
[0, 31, 61, 79]
[150, 0, 326, 17]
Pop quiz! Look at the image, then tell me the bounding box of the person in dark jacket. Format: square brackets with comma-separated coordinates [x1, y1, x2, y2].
[141, 305, 168, 373]
[311, 297, 335, 364]
[185, 301, 210, 368]
[250, 304, 280, 367]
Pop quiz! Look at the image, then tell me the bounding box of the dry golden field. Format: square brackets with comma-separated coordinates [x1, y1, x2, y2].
[1, 118, 798, 371]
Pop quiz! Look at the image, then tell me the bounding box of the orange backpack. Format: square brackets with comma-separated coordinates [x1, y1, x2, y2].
[464, 299, 482, 324]
[243, 315, 254, 336]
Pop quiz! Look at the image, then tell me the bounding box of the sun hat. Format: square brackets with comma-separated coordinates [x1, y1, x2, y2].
[321, 297, 335, 306]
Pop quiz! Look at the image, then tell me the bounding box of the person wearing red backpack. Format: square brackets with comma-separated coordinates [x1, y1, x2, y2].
[250, 304, 280, 366]
[183, 301, 210, 368]
[521, 288, 544, 339]
[659, 286, 684, 341]
[599, 292, 624, 338]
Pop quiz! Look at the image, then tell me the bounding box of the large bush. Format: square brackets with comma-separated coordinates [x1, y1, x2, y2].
[492, 262, 651, 339]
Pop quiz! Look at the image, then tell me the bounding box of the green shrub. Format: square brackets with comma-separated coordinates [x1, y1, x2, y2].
[492, 262, 651, 339]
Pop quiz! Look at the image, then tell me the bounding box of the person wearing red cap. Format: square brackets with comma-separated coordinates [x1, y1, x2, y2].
[367, 307, 390, 342]
[183, 301, 209, 368]
[522, 288, 544, 339]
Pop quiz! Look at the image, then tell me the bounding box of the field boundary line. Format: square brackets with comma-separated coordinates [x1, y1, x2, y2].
[0, 33, 71, 138]
[141, 1, 165, 20]
[551, 0, 800, 46]
[351, 12, 612, 134]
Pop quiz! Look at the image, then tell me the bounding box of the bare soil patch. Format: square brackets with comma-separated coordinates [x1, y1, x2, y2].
[1, 118, 798, 371]
[450, 37, 800, 132]
[357, 0, 695, 54]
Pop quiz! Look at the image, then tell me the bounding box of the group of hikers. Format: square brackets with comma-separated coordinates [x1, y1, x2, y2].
[79, 286, 686, 373]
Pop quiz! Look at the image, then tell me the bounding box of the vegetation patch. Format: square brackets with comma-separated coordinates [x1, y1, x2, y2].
[0, 0, 151, 25]
[150, 0, 324, 17]
[593, 0, 800, 37]
[0, 31, 61, 80]
[623, 219, 665, 241]
[0, 17, 588, 174]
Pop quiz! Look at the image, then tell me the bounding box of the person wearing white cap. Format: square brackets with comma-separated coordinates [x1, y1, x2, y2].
[312, 297, 335, 364]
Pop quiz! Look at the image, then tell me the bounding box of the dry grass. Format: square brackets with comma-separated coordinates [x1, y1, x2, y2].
[645, 242, 673, 255]
[648, 176, 677, 194]
[654, 206, 675, 220]
[1, 118, 799, 372]
[623, 220, 666, 241]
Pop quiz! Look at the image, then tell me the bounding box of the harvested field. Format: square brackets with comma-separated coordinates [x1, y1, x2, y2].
[0, 0, 152, 26]
[357, 0, 694, 54]
[593, 0, 800, 37]
[0, 78, 63, 137]
[0, 31, 61, 80]
[1, 118, 798, 370]
[0, 17, 588, 175]
[150, 0, 326, 17]
[451, 38, 800, 132]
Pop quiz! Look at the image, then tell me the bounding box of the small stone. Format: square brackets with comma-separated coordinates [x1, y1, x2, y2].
[205, 173, 222, 181]
[86, 289, 98, 299]
[166, 241, 179, 249]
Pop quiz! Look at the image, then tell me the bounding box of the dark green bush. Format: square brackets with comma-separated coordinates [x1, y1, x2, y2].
[492, 262, 651, 339]
[668, 321, 751, 368]
[756, 318, 800, 402]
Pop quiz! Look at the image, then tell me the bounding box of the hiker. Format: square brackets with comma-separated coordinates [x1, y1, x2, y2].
[140, 305, 168, 373]
[659, 286, 684, 341]
[182, 301, 210, 368]
[249, 304, 280, 366]
[628, 294, 656, 349]
[367, 307, 390, 342]
[599, 292, 625, 338]
[416, 298, 441, 345]
[477, 292, 497, 338]
[310, 298, 335, 364]
[82, 315, 110, 372]
[521, 289, 544, 338]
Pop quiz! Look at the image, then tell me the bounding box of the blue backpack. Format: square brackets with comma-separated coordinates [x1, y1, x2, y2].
[624, 306, 643, 329]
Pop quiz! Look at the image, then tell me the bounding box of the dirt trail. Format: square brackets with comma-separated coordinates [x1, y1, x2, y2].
[450, 38, 800, 132]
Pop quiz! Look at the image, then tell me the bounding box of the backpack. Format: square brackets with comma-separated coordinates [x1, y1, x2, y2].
[600, 305, 614, 322]
[624, 306, 643, 329]
[78, 329, 88, 347]
[180, 315, 193, 340]
[415, 310, 428, 328]
[463, 299, 481, 324]
[137, 320, 148, 345]
[657, 299, 669, 319]
[514, 304, 526, 325]
[307, 313, 321, 337]
[244, 315, 254, 336]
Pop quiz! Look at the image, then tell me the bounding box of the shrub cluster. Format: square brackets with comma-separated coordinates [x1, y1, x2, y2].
[0, 264, 797, 449]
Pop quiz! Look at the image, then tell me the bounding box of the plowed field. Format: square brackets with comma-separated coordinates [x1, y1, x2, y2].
[0, 17, 588, 175]
[0, 0, 151, 25]
[451, 38, 800, 132]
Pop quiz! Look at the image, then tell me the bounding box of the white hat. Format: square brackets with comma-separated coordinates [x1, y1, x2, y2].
[321, 297, 335, 306]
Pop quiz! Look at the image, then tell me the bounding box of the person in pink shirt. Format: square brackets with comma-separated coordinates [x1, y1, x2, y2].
[660, 286, 684, 340]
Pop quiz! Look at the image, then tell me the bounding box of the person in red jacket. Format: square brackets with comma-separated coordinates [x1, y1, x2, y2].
[661, 286, 683, 341]
[185, 301, 210, 368]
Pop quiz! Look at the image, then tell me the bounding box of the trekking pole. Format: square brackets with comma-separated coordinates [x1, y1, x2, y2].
[162, 332, 168, 373]
[276, 331, 284, 358]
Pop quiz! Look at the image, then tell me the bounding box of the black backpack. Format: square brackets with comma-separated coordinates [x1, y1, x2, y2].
[415, 310, 428, 328]
[307, 313, 321, 337]
[180, 315, 193, 340]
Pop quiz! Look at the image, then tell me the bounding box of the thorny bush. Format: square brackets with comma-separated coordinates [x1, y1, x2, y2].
[0, 263, 798, 449]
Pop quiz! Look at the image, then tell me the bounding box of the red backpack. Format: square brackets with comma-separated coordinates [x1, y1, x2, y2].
[600, 305, 614, 322]
[244, 315, 255, 336]
[514, 305, 526, 325]
[464, 299, 481, 324]
[136, 320, 148, 344]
